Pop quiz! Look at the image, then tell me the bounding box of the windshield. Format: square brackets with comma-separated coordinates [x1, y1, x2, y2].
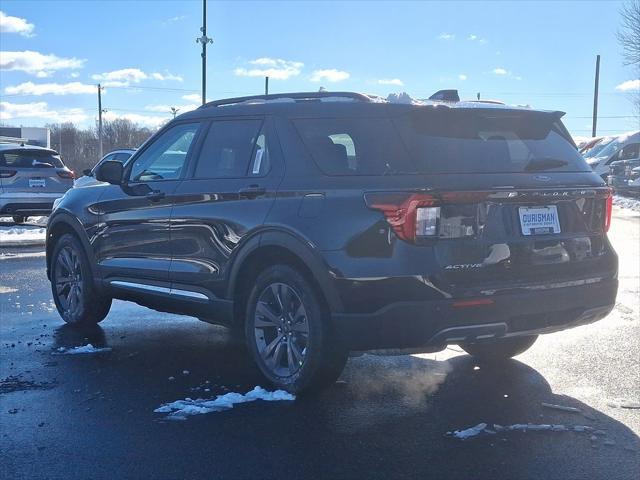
[583, 138, 613, 158]
[0, 150, 64, 168]
[595, 135, 637, 160]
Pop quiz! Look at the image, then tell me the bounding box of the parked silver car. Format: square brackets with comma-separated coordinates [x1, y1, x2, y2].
[0, 143, 74, 223]
[73, 149, 135, 188]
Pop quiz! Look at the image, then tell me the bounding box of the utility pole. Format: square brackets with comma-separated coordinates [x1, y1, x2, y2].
[170, 107, 180, 119]
[477, 92, 481, 100]
[196, 0, 213, 105]
[592, 55, 600, 138]
[265, 76, 269, 96]
[97, 83, 103, 159]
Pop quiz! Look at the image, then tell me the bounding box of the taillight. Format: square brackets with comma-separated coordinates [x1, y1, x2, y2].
[0, 170, 17, 178]
[604, 189, 613, 232]
[366, 193, 439, 241]
[57, 170, 75, 179]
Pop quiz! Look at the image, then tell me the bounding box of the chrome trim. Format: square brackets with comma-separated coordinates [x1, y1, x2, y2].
[109, 281, 209, 301]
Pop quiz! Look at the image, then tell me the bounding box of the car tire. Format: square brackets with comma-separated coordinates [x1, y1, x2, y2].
[12, 215, 26, 224]
[245, 264, 348, 394]
[461, 335, 538, 361]
[51, 233, 112, 326]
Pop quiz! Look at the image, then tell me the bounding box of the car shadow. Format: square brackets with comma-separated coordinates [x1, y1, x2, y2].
[46, 320, 639, 480]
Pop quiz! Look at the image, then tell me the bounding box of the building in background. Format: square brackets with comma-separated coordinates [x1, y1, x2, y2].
[0, 127, 51, 148]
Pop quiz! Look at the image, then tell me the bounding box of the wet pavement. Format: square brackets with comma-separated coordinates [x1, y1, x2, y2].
[1, 207, 639, 479]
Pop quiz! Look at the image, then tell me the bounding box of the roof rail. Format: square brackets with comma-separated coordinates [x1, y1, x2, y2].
[199, 91, 373, 109]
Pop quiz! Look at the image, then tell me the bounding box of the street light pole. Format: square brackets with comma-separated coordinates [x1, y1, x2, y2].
[196, 0, 213, 105]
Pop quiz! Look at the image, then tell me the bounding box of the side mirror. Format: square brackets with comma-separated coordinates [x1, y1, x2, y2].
[82, 168, 92, 177]
[95, 160, 123, 185]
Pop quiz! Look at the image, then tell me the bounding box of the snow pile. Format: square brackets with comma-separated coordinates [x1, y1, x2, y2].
[613, 195, 640, 212]
[154, 386, 295, 420]
[448, 422, 599, 440]
[0, 226, 46, 246]
[53, 344, 112, 355]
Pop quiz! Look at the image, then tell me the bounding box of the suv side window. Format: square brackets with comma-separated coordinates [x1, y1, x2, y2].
[249, 129, 271, 176]
[129, 123, 200, 182]
[194, 119, 263, 178]
[620, 143, 639, 161]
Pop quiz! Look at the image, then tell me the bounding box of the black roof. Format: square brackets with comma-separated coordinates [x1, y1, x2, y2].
[178, 91, 562, 121]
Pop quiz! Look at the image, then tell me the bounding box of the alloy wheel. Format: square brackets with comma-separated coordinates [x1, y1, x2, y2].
[253, 282, 310, 378]
[54, 246, 83, 319]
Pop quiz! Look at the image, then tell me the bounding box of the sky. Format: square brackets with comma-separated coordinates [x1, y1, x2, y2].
[1, 0, 638, 138]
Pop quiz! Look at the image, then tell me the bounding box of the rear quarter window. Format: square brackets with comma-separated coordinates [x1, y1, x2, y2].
[293, 117, 413, 175]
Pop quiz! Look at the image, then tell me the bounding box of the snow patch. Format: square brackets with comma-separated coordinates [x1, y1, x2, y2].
[154, 386, 295, 420]
[448, 422, 599, 440]
[613, 195, 640, 212]
[53, 344, 112, 355]
[0, 226, 46, 246]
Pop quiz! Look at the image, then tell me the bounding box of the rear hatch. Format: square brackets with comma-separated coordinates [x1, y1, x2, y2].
[0, 148, 74, 194]
[294, 105, 615, 292]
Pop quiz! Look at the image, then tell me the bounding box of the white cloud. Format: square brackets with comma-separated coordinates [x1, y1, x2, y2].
[437, 33, 455, 40]
[5, 81, 95, 96]
[468, 34, 487, 43]
[163, 15, 187, 24]
[144, 103, 198, 113]
[615, 79, 640, 92]
[0, 100, 87, 123]
[151, 71, 183, 82]
[458, 74, 468, 81]
[234, 58, 303, 80]
[378, 78, 404, 86]
[0, 11, 34, 37]
[468, 34, 478, 41]
[182, 93, 201, 102]
[310, 69, 350, 83]
[91, 68, 148, 86]
[91, 68, 182, 87]
[0, 50, 85, 77]
[103, 110, 168, 129]
[70, 72, 80, 78]
[491, 67, 521, 80]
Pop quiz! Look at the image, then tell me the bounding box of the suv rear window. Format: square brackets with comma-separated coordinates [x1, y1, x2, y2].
[394, 109, 589, 174]
[0, 150, 64, 168]
[294, 109, 589, 175]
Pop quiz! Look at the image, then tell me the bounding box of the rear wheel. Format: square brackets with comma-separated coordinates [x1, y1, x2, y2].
[12, 215, 26, 224]
[245, 265, 348, 394]
[461, 335, 538, 361]
[51, 233, 111, 326]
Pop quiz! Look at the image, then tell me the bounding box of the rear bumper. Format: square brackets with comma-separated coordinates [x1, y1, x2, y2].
[0, 192, 64, 216]
[334, 277, 617, 350]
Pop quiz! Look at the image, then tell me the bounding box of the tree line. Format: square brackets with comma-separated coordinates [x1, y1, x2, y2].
[46, 119, 155, 174]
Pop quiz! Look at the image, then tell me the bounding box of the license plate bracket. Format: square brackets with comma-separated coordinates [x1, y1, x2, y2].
[519, 205, 561, 236]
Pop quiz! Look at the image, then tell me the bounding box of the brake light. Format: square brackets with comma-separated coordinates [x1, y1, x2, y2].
[57, 170, 75, 179]
[367, 193, 439, 241]
[604, 189, 613, 232]
[0, 170, 17, 178]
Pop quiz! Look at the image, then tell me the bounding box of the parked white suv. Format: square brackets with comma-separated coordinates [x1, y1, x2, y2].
[0, 143, 74, 223]
[586, 131, 640, 179]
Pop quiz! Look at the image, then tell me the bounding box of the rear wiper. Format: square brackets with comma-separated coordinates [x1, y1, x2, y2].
[382, 162, 418, 176]
[524, 158, 569, 172]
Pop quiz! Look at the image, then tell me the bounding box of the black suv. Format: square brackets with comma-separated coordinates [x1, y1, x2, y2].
[46, 91, 618, 393]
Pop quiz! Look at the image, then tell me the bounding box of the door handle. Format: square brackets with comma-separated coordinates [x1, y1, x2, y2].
[146, 190, 165, 202]
[238, 185, 266, 198]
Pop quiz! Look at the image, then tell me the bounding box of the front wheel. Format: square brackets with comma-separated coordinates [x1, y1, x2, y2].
[51, 233, 112, 326]
[245, 265, 348, 394]
[461, 335, 538, 361]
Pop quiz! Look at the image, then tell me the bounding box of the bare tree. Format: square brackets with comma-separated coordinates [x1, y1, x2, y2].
[617, 1, 640, 114]
[617, 1, 640, 67]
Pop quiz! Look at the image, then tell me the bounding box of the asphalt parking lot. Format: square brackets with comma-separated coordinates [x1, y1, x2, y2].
[1, 207, 639, 480]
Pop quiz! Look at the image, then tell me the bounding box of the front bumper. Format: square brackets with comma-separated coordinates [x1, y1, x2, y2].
[334, 277, 617, 350]
[0, 192, 65, 216]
